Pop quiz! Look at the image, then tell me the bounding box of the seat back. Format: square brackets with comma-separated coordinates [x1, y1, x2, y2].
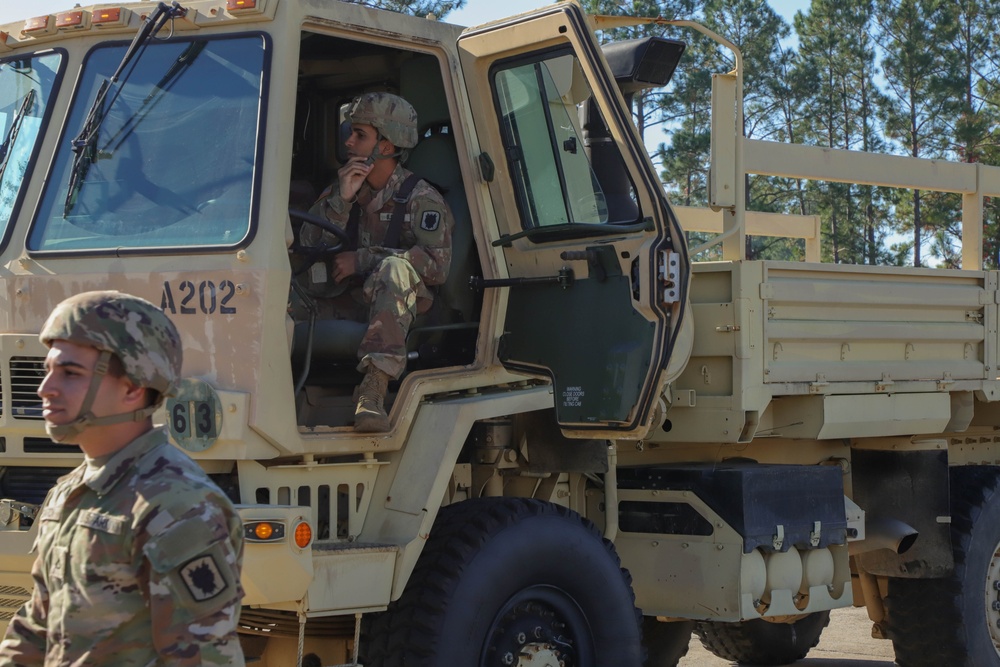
[400, 55, 478, 323]
[405, 134, 476, 322]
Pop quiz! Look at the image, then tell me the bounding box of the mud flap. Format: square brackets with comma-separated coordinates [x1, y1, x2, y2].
[852, 448, 953, 578]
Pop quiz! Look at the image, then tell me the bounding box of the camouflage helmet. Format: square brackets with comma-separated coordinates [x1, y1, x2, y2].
[346, 92, 419, 149]
[40, 291, 182, 401]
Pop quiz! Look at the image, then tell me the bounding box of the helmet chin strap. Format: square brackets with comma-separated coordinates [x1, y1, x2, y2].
[369, 134, 405, 162]
[371, 153, 400, 161]
[46, 350, 159, 444]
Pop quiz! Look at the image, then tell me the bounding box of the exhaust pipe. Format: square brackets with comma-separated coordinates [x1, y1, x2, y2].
[851, 517, 919, 555]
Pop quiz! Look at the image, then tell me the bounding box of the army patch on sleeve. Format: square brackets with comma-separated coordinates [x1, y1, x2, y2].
[179, 554, 228, 602]
[420, 210, 442, 232]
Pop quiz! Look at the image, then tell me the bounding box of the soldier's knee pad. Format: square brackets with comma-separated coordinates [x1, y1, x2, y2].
[372, 256, 420, 289]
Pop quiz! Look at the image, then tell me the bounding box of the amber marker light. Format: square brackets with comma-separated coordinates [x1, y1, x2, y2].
[92, 8, 123, 25]
[294, 521, 313, 548]
[55, 11, 84, 28]
[244, 520, 285, 542]
[23, 16, 52, 33]
[227, 0, 257, 9]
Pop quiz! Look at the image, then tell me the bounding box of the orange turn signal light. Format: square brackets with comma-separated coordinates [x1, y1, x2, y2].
[294, 521, 313, 548]
[244, 519, 311, 546]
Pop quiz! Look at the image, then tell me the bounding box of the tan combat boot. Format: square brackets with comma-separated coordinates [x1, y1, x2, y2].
[354, 368, 391, 432]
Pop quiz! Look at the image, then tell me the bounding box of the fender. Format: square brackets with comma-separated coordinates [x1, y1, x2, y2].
[358, 383, 555, 600]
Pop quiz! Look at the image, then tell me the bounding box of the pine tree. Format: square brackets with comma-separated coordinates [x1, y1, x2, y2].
[794, 0, 884, 264]
[656, 33, 714, 208]
[875, 0, 962, 266]
[950, 2, 1000, 268]
[582, 0, 697, 144]
[703, 0, 800, 259]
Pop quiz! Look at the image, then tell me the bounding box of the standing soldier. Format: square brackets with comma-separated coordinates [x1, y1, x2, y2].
[303, 92, 453, 432]
[0, 291, 245, 666]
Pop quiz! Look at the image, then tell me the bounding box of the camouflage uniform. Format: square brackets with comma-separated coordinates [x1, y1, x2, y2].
[0, 429, 245, 666]
[303, 162, 453, 379]
[0, 291, 245, 665]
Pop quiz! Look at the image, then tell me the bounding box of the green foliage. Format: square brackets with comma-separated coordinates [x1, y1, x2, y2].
[584, 0, 1000, 266]
[874, 0, 962, 266]
[580, 0, 698, 144]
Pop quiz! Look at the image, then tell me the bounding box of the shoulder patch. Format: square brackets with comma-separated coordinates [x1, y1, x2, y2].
[180, 554, 228, 602]
[420, 210, 442, 232]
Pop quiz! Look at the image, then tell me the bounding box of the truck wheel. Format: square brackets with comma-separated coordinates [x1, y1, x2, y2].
[885, 465, 1000, 667]
[643, 617, 693, 666]
[693, 612, 830, 665]
[359, 497, 644, 666]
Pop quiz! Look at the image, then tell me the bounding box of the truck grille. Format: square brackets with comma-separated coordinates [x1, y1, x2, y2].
[23, 438, 75, 454]
[10, 357, 45, 420]
[0, 467, 72, 506]
[0, 586, 31, 621]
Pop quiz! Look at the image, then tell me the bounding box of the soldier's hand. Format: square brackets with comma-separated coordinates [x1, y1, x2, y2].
[332, 252, 360, 283]
[338, 156, 374, 202]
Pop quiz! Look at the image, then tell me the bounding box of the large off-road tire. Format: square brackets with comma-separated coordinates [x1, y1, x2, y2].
[693, 611, 830, 665]
[359, 497, 644, 667]
[885, 466, 1000, 667]
[643, 617, 694, 666]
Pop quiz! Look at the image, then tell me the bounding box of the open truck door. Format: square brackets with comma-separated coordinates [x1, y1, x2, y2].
[458, 2, 689, 437]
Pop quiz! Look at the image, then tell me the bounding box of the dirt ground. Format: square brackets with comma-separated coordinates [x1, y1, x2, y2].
[678, 606, 896, 666]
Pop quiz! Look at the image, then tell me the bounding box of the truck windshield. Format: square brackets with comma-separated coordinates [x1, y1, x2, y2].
[29, 35, 266, 254]
[0, 51, 62, 244]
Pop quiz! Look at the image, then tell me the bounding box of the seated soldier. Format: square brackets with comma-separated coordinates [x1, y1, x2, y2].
[302, 92, 453, 432]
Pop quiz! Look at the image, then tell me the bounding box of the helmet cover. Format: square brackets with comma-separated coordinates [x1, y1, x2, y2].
[346, 92, 419, 149]
[40, 290, 182, 401]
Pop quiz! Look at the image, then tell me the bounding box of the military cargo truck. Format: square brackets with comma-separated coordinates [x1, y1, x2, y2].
[1, 1, 999, 665]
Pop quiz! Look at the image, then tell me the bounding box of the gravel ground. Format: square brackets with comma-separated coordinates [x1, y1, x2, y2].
[678, 606, 896, 666]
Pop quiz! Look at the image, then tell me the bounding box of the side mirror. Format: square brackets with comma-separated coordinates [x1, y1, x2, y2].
[601, 36, 686, 97]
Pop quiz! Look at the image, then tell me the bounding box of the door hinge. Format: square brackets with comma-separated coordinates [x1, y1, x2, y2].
[660, 250, 681, 304]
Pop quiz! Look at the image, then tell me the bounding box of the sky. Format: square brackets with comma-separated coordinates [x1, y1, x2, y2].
[0, 0, 810, 31]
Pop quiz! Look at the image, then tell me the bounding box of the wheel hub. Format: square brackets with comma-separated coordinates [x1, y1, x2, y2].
[485, 597, 581, 667]
[985, 544, 1000, 656]
[517, 644, 562, 667]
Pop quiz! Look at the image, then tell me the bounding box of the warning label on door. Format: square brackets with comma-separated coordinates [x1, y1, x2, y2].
[562, 386, 584, 407]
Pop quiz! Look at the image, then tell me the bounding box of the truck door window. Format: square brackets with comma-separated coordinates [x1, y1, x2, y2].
[28, 35, 267, 254]
[0, 51, 62, 246]
[493, 50, 639, 232]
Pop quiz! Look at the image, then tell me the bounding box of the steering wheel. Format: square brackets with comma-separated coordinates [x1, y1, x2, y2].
[288, 208, 351, 257]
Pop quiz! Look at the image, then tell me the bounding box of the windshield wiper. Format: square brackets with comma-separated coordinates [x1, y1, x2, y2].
[0, 88, 35, 183]
[64, 1, 187, 216]
[105, 40, 207, 155]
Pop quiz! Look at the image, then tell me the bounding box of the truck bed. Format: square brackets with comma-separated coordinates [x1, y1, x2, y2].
[656, 260, 1000, 444]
